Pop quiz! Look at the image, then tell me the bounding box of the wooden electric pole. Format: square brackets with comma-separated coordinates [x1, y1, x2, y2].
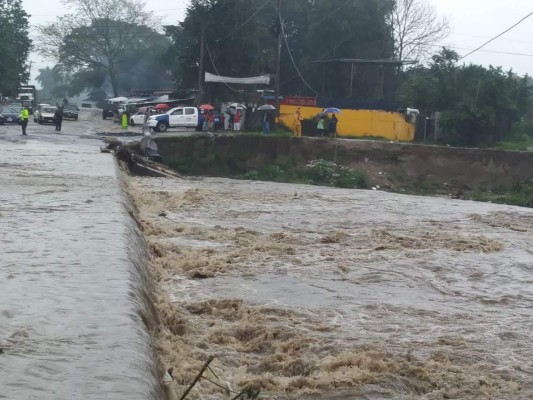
[275, 0, 282, 120]
[196, 26, 206, 105]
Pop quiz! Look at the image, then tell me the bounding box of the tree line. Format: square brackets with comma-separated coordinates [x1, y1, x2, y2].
[398, 48, 531, 146]
[2, 0, 528, 146]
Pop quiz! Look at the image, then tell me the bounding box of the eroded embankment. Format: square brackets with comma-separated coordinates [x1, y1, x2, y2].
[125, 173, 533, 400]
[152, 135, 533, 192]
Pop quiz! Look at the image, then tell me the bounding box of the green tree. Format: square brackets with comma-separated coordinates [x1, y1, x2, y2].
[298, 0, 395, 99]
[397, 48, 530, 146]
[37, 0, 171, 97]
[168, 0, 396, 102]
[0, 0, 31, 95]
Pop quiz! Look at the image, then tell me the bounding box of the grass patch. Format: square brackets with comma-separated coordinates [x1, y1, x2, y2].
[468, 182, 533, 208]
[493, 141, 533, 152]
[244, 159, 371, 190]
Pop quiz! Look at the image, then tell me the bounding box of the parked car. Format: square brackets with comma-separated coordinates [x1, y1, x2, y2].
[63, 104, 79, 120]
[0, 107, 21, 124]
[37, 105, 57, 124]
[148, 107, 201, 132]
[0, 112, 5, 124]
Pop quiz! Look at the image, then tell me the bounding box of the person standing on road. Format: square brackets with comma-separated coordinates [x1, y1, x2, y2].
[19, 106, 29, 135]
[54, 107, 63, 132]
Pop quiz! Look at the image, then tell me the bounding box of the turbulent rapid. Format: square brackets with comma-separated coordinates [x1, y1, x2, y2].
[130, 175, 533, 399]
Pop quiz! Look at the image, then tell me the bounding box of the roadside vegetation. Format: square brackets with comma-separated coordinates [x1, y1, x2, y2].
[469, 183, 533, 208]
[244, 159, 371, 189]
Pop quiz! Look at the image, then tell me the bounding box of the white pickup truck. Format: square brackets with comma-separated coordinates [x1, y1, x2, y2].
[147, 106, 202, 132]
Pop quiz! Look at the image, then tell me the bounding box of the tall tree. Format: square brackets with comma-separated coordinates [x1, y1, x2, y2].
[169, 0, 396, 101]
[388, 0, 450, 63]
[297, 0, 395, 99]
[37, 0, 170, 96]
[0, 0, 31, 95]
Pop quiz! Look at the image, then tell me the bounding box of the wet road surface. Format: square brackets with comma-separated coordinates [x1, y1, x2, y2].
[0, 112, 163, 399]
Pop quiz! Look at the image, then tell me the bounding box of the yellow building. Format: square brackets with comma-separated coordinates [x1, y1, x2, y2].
[279, 105, 416, 142]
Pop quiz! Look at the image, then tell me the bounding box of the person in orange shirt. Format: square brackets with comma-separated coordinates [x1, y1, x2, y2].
[292, 108, 303, 137]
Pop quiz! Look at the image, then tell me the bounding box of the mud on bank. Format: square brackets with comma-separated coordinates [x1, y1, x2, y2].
[151, 135, 533, 191]
[123, 172, 533, 399]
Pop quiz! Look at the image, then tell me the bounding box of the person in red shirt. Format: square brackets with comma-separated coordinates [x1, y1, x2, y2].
[234, 111, 241, 131]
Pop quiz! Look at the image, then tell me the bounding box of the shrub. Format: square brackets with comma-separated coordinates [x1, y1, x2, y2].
[305, 159, 370, 189]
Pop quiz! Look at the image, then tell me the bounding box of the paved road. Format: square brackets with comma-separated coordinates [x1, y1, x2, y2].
[0, 109, 163, 400]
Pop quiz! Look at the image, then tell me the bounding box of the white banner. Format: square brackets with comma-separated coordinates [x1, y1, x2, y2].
[205, 72, 270, 85]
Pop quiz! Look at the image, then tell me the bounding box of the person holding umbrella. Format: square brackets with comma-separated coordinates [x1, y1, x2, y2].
[257, 104, 276, 134]
[234, 110, 241, 132]
[262, 112, 270, 134]
[329, 114, 338, 137]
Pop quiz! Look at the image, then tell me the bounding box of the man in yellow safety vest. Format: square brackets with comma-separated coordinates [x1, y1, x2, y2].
[20, 106, 29, 135]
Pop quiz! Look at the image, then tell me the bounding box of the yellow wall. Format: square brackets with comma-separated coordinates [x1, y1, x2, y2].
[279, 105, 415, 142]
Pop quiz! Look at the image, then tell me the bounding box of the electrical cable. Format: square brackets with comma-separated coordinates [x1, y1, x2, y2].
[279, 26, 363, 86]
[458, 11, 533, 61]
[204, 40, 242, 93]
[430, 43, 533, 58]
[452, 31, 533, 45]
[215, 0, 271, 42]
[278, 9, 320, 96]
[295, 0, 354, 28]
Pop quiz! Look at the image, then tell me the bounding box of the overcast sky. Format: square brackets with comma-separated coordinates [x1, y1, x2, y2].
[23, 0, 533, 86]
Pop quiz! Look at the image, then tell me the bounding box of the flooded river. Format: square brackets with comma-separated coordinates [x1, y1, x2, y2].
[0, 116, 163, 399]
[130, 176, 533, 399]
[2, 113, 532, 399]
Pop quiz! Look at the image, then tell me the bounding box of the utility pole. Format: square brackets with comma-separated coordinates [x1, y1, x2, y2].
[274, 0, 282, 121]
[27, 61, 33, 85]
[196, 26, 206, 105]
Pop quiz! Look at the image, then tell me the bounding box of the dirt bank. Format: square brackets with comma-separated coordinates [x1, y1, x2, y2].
[126, 174, 533, 399]
[153, 135, 533, 190]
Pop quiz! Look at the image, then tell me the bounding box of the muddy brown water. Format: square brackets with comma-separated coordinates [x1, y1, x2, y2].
[2, 114, 532, 399]
[131, 176, 533, 399]
[0, 123, 163, 399]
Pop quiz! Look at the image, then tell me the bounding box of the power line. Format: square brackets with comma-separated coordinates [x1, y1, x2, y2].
[458, 11, 533, 61]
[295, 0, 354, 28]
[204, 41, 242, 93]
[452, 32, 533, 45]
[428, 43, 533, 58]
[278, 9, 320, 96]
[215, 0, 271, 42]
